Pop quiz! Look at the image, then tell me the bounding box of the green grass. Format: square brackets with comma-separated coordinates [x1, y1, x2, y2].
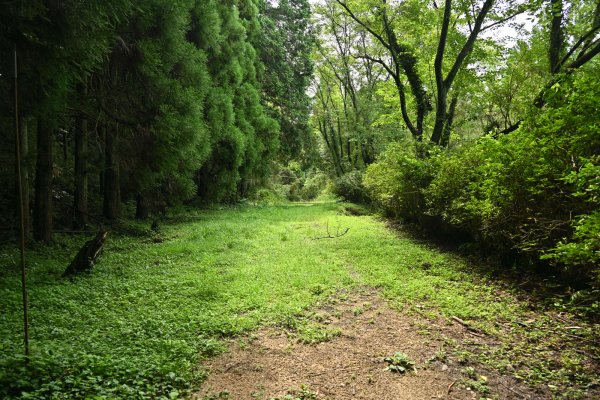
[0, 202, 597, 399]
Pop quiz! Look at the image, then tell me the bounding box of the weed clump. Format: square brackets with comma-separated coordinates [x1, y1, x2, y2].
[383, 352, 416, 373]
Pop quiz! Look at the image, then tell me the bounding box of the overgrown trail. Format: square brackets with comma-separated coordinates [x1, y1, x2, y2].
[197, 288, 535, 399]
[188, 202, 599, 400]
[1, 202, 598, 399]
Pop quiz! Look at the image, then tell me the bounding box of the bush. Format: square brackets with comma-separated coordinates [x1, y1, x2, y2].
[299, 171, 328, 200]
[253, 187, 289, 205]
[364, 143, 439, 220]
[366, 73, 600, 290]
[542, 159, 600, 280]
[424, 137, 524, 252]
[332, 170, 370, 204]
[424, 73, 600, 284]
[424, 141, 489, 233]
[254, 163, 329, 203]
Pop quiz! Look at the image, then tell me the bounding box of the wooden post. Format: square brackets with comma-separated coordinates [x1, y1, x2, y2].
[14, 45, 29, 360]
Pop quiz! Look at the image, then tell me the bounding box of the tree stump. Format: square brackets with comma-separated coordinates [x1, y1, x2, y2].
[63, 229, 108, 277]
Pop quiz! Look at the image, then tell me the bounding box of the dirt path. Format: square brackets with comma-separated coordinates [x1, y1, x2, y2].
[196, 288, 541, 400]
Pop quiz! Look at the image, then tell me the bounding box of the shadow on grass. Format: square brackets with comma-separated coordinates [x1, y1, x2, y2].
[385, 218, 599, 322]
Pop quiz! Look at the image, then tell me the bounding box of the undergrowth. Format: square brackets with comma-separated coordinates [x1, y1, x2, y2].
[1, 202, 597, 398]
[0, 203, 349, 399]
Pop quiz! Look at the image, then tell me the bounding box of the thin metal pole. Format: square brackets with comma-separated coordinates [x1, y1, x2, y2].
[14, 45, 30, 360]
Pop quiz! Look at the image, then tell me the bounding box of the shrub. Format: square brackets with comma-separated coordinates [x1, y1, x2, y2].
[332, 170, 370, 204]
[424, 140, 489, 234]
[366, 73, 599, 289]
[256, 164, 329, 203]
[542, 159, 600, 282]
[253, 187, 289, 205]
[424, 136, 527, 253]
[364, 143, 439, 220]
[299, 171, 328, 200]
[424, 73, 600, 283]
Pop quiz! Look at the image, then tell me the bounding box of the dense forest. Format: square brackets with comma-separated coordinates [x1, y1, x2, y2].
[1, 0, 599, 398]
[3, 0, 597, 299]
[0, 0, 316, 236]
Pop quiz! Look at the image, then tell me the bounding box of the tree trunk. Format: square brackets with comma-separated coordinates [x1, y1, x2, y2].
[440, 95, 458, 147]
[98, 124, 105, 193]
[432, 0, 493, 144]
[431, 0, 451, 146]
[331, 123, 345, 175]
[431, 86, 447, 145]
[319, 119, 343, 177]
[135, 193, 149, 219]
[74, 93, 88, 228]
[62, 229, 108, 277]
[33, 117, 53, 242]
[62, 129, 68, 163]
[103, 127, 119, 220]
[392, 73, 420, 140]
[336, 117, 345, 168]
[346, 137, 352, 165]
[382, 8, 429, 138]
[549, 0, 564, 73]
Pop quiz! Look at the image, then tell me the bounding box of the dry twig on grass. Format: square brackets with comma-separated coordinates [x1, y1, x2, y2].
[451, 316, 485, 336]
[312, 221, 350, 240]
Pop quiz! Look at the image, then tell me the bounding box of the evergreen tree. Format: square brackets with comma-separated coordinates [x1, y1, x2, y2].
[94, 0, 212, 218]
[195, 0, 279, 201]
[0, 0, 131, 240]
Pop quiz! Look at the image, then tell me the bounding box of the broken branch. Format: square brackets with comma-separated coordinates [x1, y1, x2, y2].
[312, 221, 350, 240]
[451, 316, 485, 335]
[63, 229, 108, 277]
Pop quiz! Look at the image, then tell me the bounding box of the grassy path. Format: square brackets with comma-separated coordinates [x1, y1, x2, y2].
[0, 202, 598, 399]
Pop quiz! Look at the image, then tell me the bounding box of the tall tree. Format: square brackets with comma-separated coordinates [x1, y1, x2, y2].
[500, 0, 600, 132]
[258, 0, 315, 160]
[313, 1, 384, 173]
[33, 118, 53, 241]
[336, 0, 432, 141]
[430, 0, 494, 145]
[333, 0, 537, 146]
[73, 84, 88, 227]
[195, 0, 279, 202]
[1, 0, 131, 239]
[91, 0, 213, 217]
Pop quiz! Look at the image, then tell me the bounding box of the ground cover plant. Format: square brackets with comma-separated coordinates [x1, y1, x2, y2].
[1, 202, 598, 399]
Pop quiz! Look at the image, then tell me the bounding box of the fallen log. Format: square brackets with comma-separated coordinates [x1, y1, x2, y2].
[63, 229, 108, 277]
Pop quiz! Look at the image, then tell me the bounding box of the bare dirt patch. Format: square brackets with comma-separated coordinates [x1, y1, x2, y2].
[195, 287, 543, 399]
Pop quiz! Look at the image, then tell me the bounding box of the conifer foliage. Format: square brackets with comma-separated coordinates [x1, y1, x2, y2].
[0, 0, 290, 237]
